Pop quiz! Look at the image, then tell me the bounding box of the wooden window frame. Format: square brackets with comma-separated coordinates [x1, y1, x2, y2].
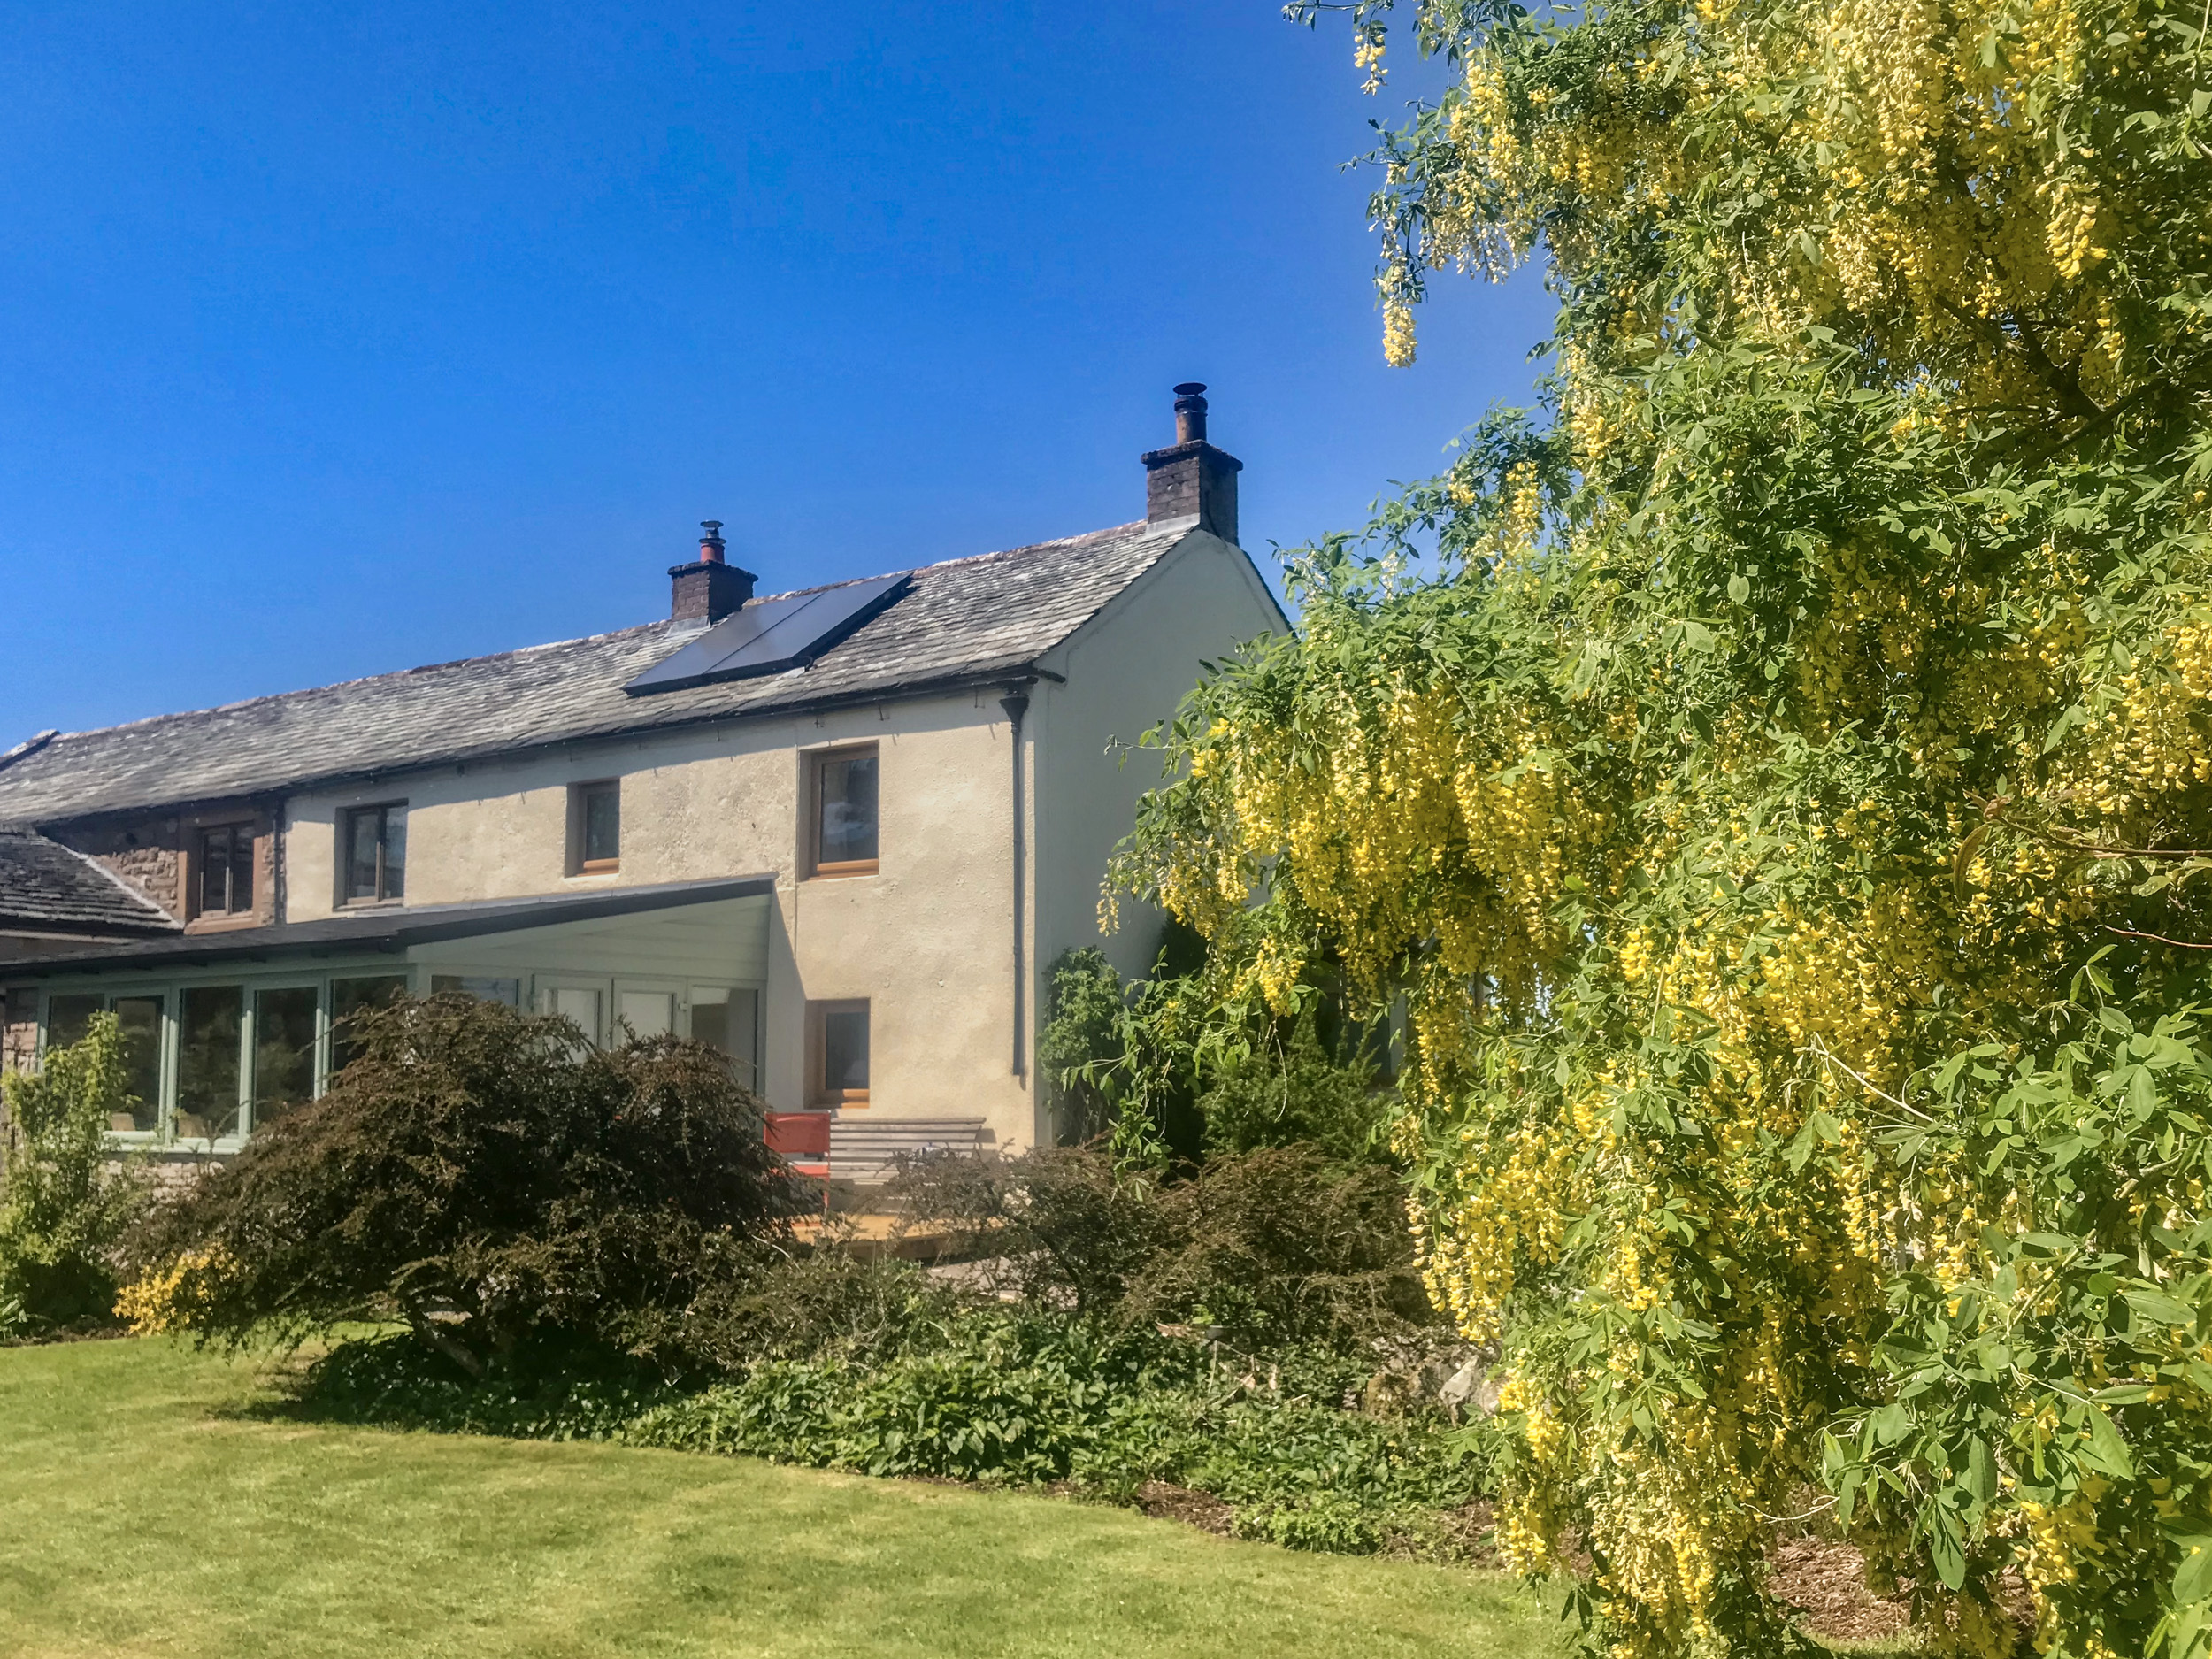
[340, 802, 407, 907]
[805, 744, 880, 879]
[568, 780, 621, 876]
[808, 998, 871, 1109]
[189, 821, 257, 922]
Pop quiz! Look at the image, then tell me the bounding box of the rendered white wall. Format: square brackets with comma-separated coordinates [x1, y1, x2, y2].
[282, 688, 1033, 1146]
[1032, 526, 1286, 990]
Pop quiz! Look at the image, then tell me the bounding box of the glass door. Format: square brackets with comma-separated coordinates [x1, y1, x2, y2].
[176, 985, 245, 1143]
[616, 987, 677, 1040]
[539, 979, 610, 1048]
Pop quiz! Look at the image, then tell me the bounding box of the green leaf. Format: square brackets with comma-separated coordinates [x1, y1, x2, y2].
[2084, 1407, 2135, 1479]
[2128, 1289, 2196, 1331]
[2175, 1534, 2212, 1609]
[1926, 1502, 1967, 1591]
[1964, 1436, 1997, 1504]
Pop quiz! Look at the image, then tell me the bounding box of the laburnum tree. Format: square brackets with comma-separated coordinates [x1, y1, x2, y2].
[1110, 0, 2212, 1651]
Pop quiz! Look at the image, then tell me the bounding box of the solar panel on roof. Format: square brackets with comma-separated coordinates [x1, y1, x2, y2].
[624, 572, 913, 697]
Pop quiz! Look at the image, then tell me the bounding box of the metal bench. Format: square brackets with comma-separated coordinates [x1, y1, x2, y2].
[827, 1115, 994, 1183]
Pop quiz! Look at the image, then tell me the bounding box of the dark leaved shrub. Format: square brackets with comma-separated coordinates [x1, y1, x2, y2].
[887, 1144, 1170, 1315]
[893, 1142, 1435, 1350]
[1121, 1145, 1435, 1349]
[679, 1246, 963, 1368]
[125, 993, 805, 1370]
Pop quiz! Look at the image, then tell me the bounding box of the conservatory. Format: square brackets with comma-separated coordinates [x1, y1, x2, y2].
[9, 878, 772, 1153]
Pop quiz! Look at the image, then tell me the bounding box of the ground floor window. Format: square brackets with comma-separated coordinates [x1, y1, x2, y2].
[331, 975, 409, 1074]
[809, 999, 869, 1108]
[176, 986, 244, 1140]
[547, 984, 604, 1047]
[518, 979, 756, 1087]
[428, 975, 521, 1007]
[42, 991, 163, 1131]
[618, 988, 675, 1039]
[112, 996, 163, 1132]
[253, 987, 319, 1127]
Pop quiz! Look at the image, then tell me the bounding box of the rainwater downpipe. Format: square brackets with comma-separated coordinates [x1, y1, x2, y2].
[1000, 687, 1032, 1078]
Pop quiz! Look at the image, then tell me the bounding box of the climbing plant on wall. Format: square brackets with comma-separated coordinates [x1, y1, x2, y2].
[1111, 0, 2212, 1650]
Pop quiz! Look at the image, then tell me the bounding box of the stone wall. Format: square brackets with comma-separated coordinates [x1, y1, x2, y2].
[49, 805, 278, 927]
[51, 817, 185, 920]
[1, 986, 35, 1075]
[1, 987, 31, 1163]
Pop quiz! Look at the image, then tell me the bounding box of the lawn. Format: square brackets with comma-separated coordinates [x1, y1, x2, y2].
[0, 1336, 1570, 1659]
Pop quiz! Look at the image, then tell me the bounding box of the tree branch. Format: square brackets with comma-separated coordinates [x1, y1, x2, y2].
[403, 1299, 483, 1379]
[2101, 926, 2212, 949]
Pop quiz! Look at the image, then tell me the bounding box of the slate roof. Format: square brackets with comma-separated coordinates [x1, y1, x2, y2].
[0, 518, 1198, 825]
[0, 828, 181, 938]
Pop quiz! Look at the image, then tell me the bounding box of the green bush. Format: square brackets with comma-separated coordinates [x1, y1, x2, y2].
[127, 993, 805, 1371]
[1037, 949, 1127, 1146]
[892, 1142, 1435, 1350]
[1038, 942, 1394, 1166]
[0, 1012, 147, 1338]
[680, 1247, 964, 1369]
[1194, 1002, 1392, 1165]
[292, 1302, 1501, 1556]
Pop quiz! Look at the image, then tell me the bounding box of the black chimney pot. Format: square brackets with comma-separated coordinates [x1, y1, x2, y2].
[1172, 382, 1209, 443]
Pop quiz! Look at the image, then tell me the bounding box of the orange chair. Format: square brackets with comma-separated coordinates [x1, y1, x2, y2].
[765, 1110, 833, 1179]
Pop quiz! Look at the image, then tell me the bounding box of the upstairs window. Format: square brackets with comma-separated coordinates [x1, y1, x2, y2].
[197, 824, 255, 917]
[810, 748, 879, 876]
[342, 803, 406, 904]
[572, 780, 620, 874]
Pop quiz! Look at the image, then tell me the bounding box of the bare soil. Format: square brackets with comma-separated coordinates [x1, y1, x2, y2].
[1767, 1537, 1912, 1646]
[1133, 1480, 1236, 1535]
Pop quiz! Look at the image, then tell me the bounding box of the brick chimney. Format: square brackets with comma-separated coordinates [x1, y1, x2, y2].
[669, 519, 757, 624]
[1141, 382, 1241, 545]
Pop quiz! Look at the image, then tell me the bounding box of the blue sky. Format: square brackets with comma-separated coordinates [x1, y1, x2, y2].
[1, 1, 1552, 740]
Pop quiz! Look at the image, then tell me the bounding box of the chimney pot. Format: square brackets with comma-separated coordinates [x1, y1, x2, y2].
[669, 518, 756, 624]
[1142, 382, 1242, 546]
[1172, 381, 1209, 444]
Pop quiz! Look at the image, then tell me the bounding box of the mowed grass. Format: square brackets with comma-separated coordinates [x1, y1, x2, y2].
[0, 1337, 1569, 1659]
